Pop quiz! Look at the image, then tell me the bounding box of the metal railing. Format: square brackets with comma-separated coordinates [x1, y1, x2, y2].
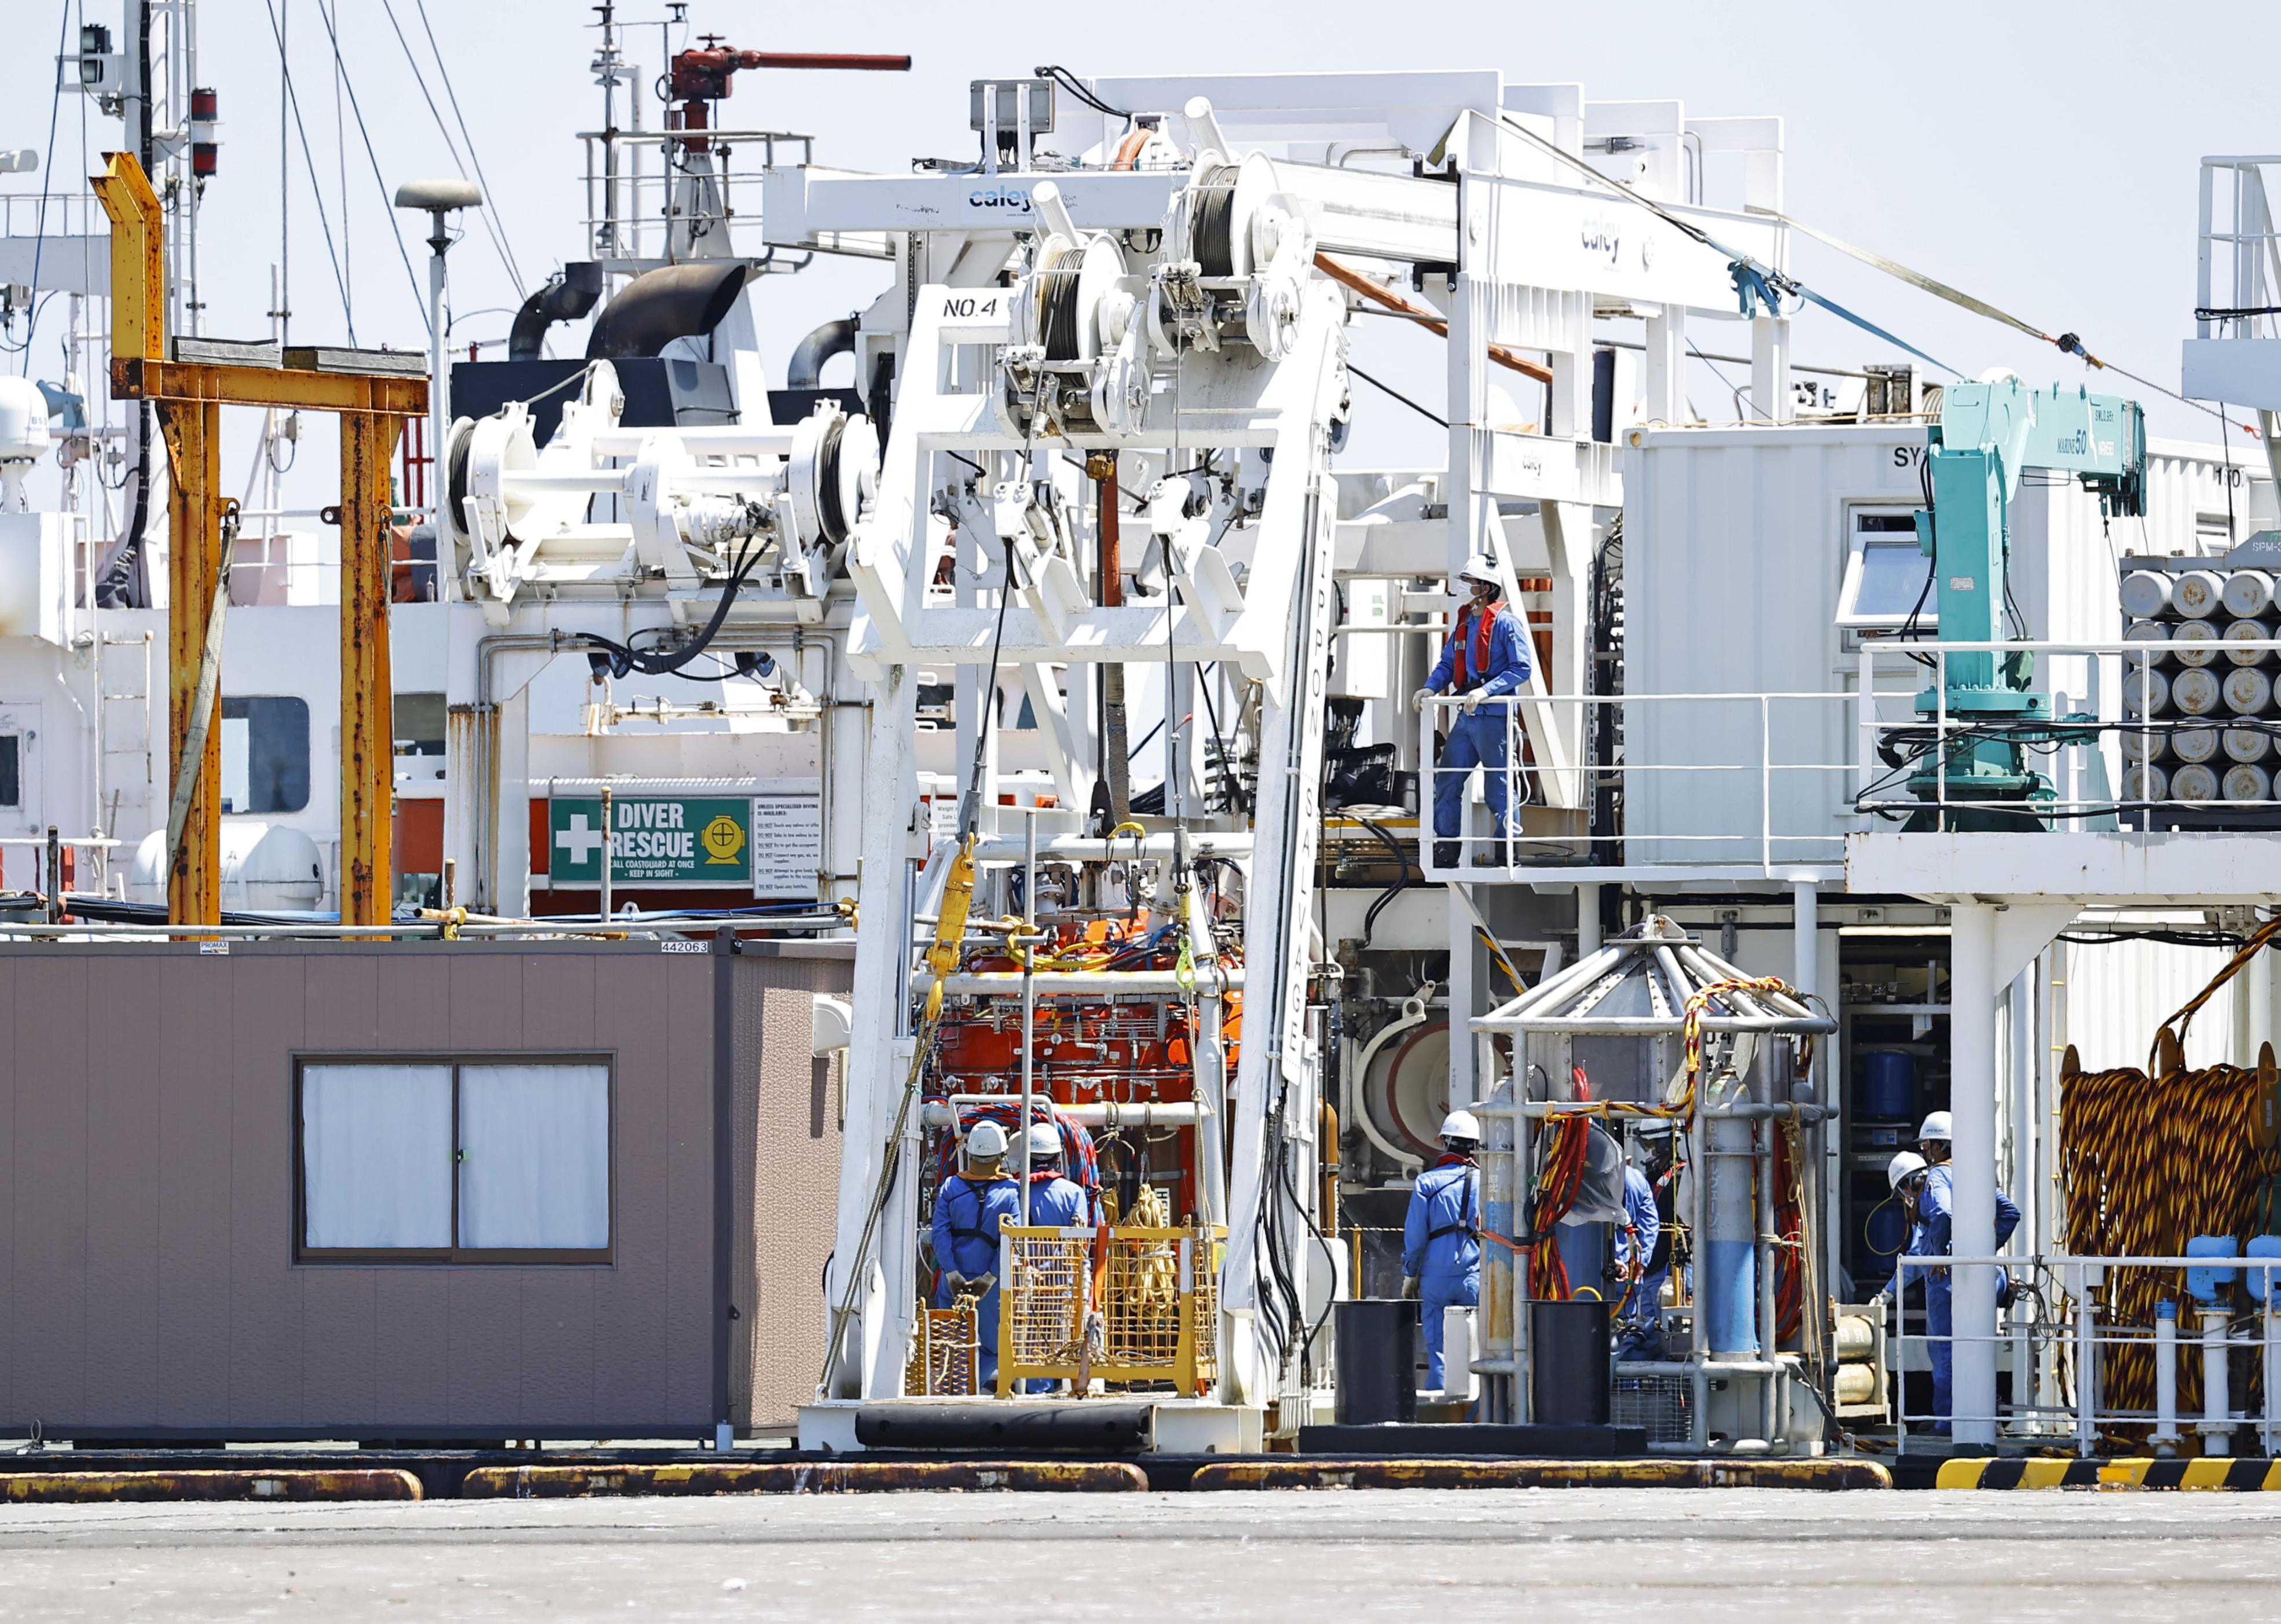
[1413, 636, 2281, 880]
[2196, 157, 2281, 343]
[578, 128, 816, 271]
[1882, 1252, 2281, 1458]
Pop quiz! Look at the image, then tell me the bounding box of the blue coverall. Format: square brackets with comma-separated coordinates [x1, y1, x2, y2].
[1024, 1174, 1090, 1228]
[1886, 1163, 2022, 1432]
[1402, 1155, 1483, 1388]
[1611, 1164, 1663, 1355]
[931, 1173, 1022, 1386]
[1426, 598, 1532, 842]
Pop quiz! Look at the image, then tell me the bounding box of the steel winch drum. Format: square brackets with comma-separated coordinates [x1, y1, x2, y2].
[2175, 568, 2227, 619]
[2172, 762, 2222, 802]
[2121, 569, 2175, 619]
[2224, 568, 2278, 619]
[2171, 618, 2221, 666]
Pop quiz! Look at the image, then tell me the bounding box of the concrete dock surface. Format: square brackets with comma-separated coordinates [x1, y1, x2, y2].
[1, 1487, 2278, 1621]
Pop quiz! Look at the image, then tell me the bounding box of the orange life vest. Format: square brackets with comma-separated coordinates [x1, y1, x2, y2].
[1453, 600, 1508, 692]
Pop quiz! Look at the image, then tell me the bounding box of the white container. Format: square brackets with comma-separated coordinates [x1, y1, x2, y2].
[2172, 762, 2221, 801]
[2224, 666, 2273, 714]
[2173, 667, 2223, 715]
[2175, 568, 2227, 619]
[2123, 667, 2171, 716]
[2224, 726, 2272, 763]
[2174, 726, 2223, 763]
[2121, 762, 2169, 802]
[2172, 618, 2221, 666]
[2125, 619, 2172, 667]
[2225, 619, 2276, 666]
[2121, 569, 2175, 619]
[2224, 763, 2274, 802]
[2224, 569, 2278, 618]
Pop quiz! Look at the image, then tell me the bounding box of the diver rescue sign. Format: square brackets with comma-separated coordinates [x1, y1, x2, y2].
[551, 795, 751, 888]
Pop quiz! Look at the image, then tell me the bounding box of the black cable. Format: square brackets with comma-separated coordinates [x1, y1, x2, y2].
[1356, 817, 1421, 954]
[312, 0, 432, 337]
[1347, 363, 1447, 429]
[409, 0, 525, 293]
[1033, 65, 1130, 120]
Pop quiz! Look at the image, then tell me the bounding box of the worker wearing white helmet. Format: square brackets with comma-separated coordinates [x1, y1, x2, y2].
[1872, 1131, 2020, 1435]
[1411, 554, 1532, 869]
[930, 1119, 1021, 1387]
[1400, 1109, 1485, 1389]
[1020, 1120, 1091, 1228]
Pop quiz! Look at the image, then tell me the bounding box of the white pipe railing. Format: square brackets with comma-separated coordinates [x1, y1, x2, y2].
[1410, 635, 2281, 879]
[1882, 1252, 2281, 1457]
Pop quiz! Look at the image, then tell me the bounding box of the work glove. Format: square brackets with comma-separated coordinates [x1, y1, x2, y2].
[1461, 690, 1483, 715]
[1411, 686, 1435, 715]
[1866, 1291, 1888, 1312]
[1399, 1276, 1420, 1300]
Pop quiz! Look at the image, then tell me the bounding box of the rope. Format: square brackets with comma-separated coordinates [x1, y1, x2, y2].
[2059, 929, 2281, 1436]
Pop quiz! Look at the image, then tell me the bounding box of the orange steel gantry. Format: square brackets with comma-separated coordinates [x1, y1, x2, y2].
[92, 153, 428, 928]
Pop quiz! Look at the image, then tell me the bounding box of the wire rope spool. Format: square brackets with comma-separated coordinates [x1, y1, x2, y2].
[2176, 568, 2227, 619]
[1359, 1019, 1451, 1163]
[2121, 667, 2169, 717]
[2223, 665, 2272, 715]
[2124, 619, 2171, 667]
[2224, 568, 2277, 619]
[2172, 618, 2221, 667]
[2173, 725, 2221, 764]
[2225, 619, 2275, 667]
[2224, 762, 2273, 803]
[2172, 761, 2221, 801]
[2225, 725, 2272, 763]
[2121, 569, 2174, 619]
[2171, 666, 2222, 717]
[787, 403, 879, 550]
[2120, 762, 2169, 802]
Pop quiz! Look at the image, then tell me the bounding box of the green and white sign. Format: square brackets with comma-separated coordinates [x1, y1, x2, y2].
[550, 795, 751, 888]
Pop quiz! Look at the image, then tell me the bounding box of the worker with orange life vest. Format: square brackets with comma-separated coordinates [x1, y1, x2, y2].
[1413, 554, 1532, 867]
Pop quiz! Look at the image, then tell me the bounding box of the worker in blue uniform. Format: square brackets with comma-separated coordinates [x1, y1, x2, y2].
[1413, 554, 1532, 869]
[930, 1119, 1021, 1388]
[1401, 1109, 1484, 1390]
[1611, 1154, 1663, 1357]
[1021, 1122, 1091, 1228]
[1876, 1118, 2022, 1434]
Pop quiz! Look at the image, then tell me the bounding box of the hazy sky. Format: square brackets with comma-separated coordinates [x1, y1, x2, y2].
[5, 0, 2276, 506]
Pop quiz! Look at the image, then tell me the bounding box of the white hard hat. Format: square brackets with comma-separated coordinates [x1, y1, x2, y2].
[1026, 1122, 1063, 1159]
[1916, 1110, 1953, 1144]
[965, 1120, 1009, 1160]
[1457, 553, 1499, 587]
[1440, 1109, 1483, 1144]
[1888, 1149, 1928, 1191]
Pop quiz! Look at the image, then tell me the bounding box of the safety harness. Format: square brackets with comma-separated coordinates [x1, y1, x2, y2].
[1422, 1155, 1481, 1244]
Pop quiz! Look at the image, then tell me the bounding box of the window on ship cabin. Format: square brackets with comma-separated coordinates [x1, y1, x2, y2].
[1836, 507, 1932, 635]
[220, 696, 311, 814]
[0, 734, 17, 807]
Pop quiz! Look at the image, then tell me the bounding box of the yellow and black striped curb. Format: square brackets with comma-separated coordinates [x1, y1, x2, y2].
[461, 1461, 1149, 1497]
[1938, 1457, 2281, 1491]
[0, 1469, 423, 1503]
[1191, 1457, 1891, 1491]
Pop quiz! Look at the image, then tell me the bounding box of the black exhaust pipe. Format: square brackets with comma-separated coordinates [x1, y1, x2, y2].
[584, 261, 751, 360]
[508, 262, 605, 361]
